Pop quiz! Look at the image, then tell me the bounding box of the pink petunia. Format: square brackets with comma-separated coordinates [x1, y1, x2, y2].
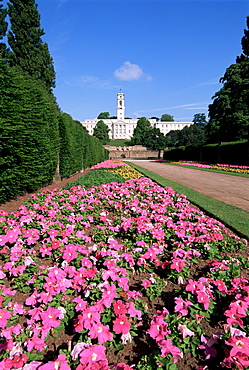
[0, 308, 11, 329]
[113, 314, 130, 335]
[40, 306, 61, 329]
[79, 344, 107, 367]
[141, 279, 151, 289]
[178, 324, 195, 339]
[37, 354, 70, 370]
[159, 338, 183, 363]
[174, 297, 193, 316]
[101, 284, 117, 308]
[225, 335, 249, 358]
[113, 300, 127, 315]
[89, 323, 113, 344]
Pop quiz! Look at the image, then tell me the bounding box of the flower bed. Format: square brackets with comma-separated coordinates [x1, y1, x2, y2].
[0, 160, 249, 369]
[165, 161, 249, 175]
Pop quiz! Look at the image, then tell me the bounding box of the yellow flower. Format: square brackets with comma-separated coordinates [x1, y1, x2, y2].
[104, 166, 144, 179]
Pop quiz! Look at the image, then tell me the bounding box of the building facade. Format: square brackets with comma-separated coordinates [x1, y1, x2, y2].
[81, 92, 193, 140]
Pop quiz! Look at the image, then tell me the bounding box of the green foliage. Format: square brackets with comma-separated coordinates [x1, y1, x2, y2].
[131, 117, 152, 145]
[58, 113, 85, 178]
[109, 139, 131, 147]
[93, 120, 110, 144]
[59, 114, 109, 178]
[166, 124, 207, 149]
[164, 140, 248, 166]
[7, 0, 55, 91]
[63, 169, 126, 190]
[144, 127, 166, 151]
[208, 16, 249, 143]
[193, 113, 207, 127]
[0, 0, 7, 58]
[97, 112, 110, 119]
[161, 113, 174, 122]
[0, 61, 60, 203]
[149, 116, 160, 121]
[81, 133, 109, 170]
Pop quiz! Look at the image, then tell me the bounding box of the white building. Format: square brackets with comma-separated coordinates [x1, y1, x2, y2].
[81, 92, 193, 140]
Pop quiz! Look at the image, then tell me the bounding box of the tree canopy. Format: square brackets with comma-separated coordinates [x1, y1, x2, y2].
[0, 0, 7, 58]
[93, 120, 110, 144]
[97, 112, 110, 119]
[207, 16, 249, 143]
[131, 117, 152, 145]
[161, 113, 174, 122]
[7, 0, 56, 91]
[193, 113, 207, 127]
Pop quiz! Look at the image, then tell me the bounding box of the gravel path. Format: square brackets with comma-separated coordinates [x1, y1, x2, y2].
[126, 160, 249, 212]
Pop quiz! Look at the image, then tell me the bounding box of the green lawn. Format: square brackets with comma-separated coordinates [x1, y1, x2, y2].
[128, 162, 249, 241]
[108, 139, 131, 147]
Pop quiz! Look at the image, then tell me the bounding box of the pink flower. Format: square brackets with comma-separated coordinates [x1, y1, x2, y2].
[159, 338, 183, 363]
[79, 344, 107, 367]
[113, 300, 127, 315]
[225, 335, 249, 358]
[197, 290, 211, 310]
[3, 354, 27, 369]
[26, 336, 46, 352]
[0, 308, 11, 328]
[174, 297, 193, 316]
[40, 306, 61, 329]
[147, 314, 170, 342]
[89, 323, 113, 344]
[74, 305, 101, 331]
[126, 302, 142, 320]
[112, 363, 134, 370]
[113, 314, 130, 334]
[141, 279, 151, 289]
[171, 258, 186, 272]
[178, 324, 195, 339]
[37, 354, 70, 370]
[101, 284, 117, 308]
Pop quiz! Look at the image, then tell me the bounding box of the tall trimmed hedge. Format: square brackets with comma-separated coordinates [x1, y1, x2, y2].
[0, 61, 109, 204]
[59, 113, 109, 178]
[0, 60, 60, 203]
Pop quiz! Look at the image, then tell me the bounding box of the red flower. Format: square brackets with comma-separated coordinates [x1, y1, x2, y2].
[113, 300, 127, 315]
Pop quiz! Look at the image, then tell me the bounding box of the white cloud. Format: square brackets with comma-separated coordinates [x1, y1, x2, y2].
[114, 61, 152, 81]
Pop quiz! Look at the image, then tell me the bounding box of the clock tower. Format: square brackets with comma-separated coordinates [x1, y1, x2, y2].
[116, 90, 125, 120]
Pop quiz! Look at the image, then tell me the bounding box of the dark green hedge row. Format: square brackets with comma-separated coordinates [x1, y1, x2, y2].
[164, 140, 249, 165]
[0, 60, 109, 204]
[0, 60, 60, 203]
[59, 113, 109, 178]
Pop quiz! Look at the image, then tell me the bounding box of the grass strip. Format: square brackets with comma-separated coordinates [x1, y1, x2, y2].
[128, 162, 249, 241]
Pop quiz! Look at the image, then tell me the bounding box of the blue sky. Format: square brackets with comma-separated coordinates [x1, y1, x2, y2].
[13, 0, 249, 122]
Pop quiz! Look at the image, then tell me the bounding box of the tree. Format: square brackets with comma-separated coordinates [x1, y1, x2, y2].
[0, 0, 7, 58]
[149, 116, 160, 121]
[93, 120, 110, 144]
[144, 127, 166, 157]
[161, 113, 174, 122]
[131, 117, 152, 145]
[193, 113, 207, 127]
[7, 0, 56, 91]
[97, 112, 110, 119]
[207, 16, 249, 143]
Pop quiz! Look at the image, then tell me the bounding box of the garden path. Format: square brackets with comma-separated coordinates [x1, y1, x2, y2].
[126, 160, 249, 212]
